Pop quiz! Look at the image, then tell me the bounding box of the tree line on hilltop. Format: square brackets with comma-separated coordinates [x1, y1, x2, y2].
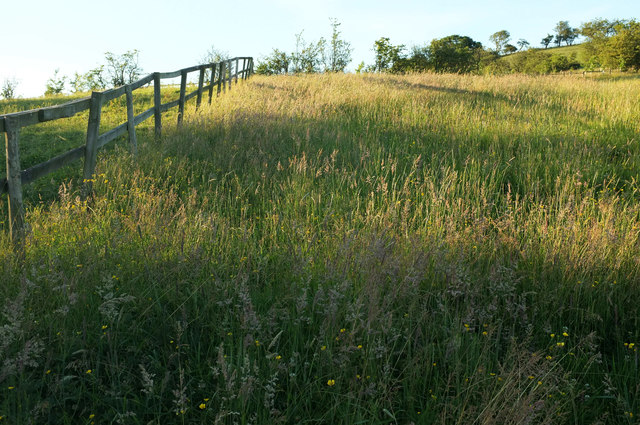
[256, 17, 639, 77]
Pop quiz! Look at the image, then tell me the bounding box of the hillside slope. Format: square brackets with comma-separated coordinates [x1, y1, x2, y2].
[1, 73, 639, 424]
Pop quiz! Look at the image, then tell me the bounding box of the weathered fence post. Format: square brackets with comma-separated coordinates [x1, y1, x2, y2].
[153, 72, 162, 139]
[82, 91, 103, 198]
[235, 58, 239, 84]
[125, 84, 137, 156]
[4, 116, 25, 248]
[178, 69, 187, 127]
[196, 67, 205, 110]
[227, 60, 232, 91]
[208, 64, 216, 104]
[219, 61, 225, 95]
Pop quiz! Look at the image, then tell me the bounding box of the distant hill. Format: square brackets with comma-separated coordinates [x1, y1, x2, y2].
[541, 43, 586, 60]
[495, 42, 588, 72]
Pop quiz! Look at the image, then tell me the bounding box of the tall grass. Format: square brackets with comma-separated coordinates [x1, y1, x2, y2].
[0, 72, 638, 424]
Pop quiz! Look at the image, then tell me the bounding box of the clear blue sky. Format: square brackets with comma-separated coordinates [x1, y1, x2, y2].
[1, 0, 637, 97]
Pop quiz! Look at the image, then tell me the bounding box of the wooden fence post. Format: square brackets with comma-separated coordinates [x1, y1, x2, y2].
[235, 58, 239, 84]
[178, 69, 187, 127]
[82, 91, 103, 198]
[125, 84, 137, 156]
[219, 62, 225, 95]
[4, 116, 25, 249]
[227, 60, 232, 91]
[196, 67, 205, 110]
[208, 64, 216, 104]
[153, 72, 162, 139]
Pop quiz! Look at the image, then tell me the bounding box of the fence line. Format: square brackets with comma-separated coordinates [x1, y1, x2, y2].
[1, 57, 254, 248]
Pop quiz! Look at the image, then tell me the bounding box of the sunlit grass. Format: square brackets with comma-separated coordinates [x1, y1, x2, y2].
[0, 72, 638, 424]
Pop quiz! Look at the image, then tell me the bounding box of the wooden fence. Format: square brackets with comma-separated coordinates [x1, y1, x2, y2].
[1, 57, 254, 248]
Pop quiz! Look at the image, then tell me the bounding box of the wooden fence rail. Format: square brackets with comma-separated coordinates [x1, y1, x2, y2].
[1, 57, 254, 247]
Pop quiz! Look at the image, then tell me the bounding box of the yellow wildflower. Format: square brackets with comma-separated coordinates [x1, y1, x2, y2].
[327, 379, 336, 386]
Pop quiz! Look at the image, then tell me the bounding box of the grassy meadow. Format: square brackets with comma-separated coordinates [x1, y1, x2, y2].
[1, 72, 639, 424]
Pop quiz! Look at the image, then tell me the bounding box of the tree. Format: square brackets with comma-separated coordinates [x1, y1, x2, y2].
[504, 44, 518, 54]
[256, 49, 290, 75]
[104, 50, 143, 88]
[601, 20, 640, 70]
[45, 69, 67, 96]
[580, 18, 619, 42]
[201, 45, 230, 82]
[565, 29, 578, 45]
[489, 30, 510, 54]
[299, 38, 326, 73]
[1, 78, 18, 100]
[372, 37, 405, 72]
[517, 39, 530, 51]
[579, 18, 622, 62]
[554, 21, 577, 46]
[289, 31, 325, 74]
[326, 18, 352, 72]
[579, 18, 640, 71]
[71, 66, 106, 93]
[554, 34, 562, 47]
[84, 66, 107, 91]
[391, 45, 430, 73]
[541, 34, 554, 49]
[429, 35, 483, 73]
